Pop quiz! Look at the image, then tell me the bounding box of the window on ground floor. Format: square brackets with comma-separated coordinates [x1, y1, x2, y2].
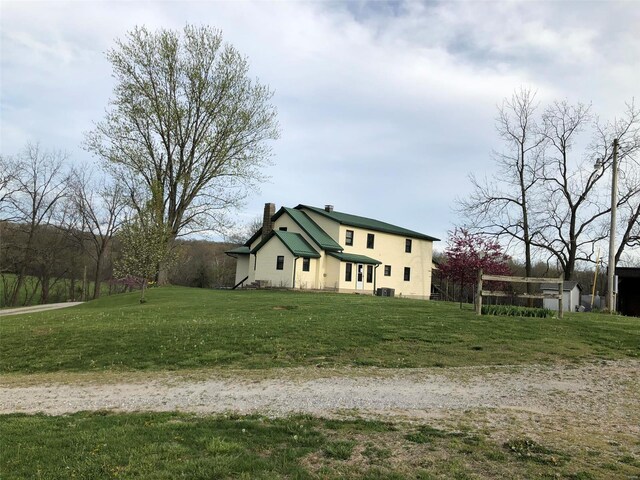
[302, 257, 310, 271]
[345, 263, 353, 282]
[404, 267, 411, 281]
[384, 265, 391, 276]
[366, 265, 373, 283]
[276, 256, 284, 270]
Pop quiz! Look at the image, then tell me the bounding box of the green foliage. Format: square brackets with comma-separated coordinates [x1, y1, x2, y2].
[481, 304, 553, 318]
[85, 25, 279, 240]
[114, 207, 175, 301]
[1, 288, 638, 374]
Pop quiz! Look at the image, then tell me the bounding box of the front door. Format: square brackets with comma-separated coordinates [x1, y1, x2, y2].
[356, 264, 364, 290]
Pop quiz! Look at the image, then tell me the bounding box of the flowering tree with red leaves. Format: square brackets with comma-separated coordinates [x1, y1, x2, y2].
[439, 228, 511, 304]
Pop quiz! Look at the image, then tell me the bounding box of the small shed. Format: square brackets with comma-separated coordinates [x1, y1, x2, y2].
[615, 267, 640, 317]
[541, 281, 582, 312]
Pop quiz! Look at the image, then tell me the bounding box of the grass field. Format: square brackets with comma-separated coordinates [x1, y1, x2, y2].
[1, 287, 639, 479]
[1, 286, 638, 374]
[2, 411, 638, 479]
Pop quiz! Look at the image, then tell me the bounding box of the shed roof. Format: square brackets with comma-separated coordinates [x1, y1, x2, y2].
[540, 281, 582, 292]
[297, 205, 439, 242]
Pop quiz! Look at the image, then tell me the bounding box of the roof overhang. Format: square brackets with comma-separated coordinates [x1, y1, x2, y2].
[327, 252, 382, 265]
[225, 246, 250, 257]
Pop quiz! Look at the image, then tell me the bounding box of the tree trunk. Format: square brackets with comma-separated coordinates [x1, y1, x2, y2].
[93, 254, 103, 299]
[9, 267, 27, 307]
[40, 274, 50, 304]
[156, 262, 170, 286]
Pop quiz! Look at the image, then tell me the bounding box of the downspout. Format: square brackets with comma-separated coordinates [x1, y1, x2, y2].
[373, 264, 379, 295]
[292, 257, 299, 289]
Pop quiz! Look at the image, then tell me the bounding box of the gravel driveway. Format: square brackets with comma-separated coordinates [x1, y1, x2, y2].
[2, 360, 638, 427]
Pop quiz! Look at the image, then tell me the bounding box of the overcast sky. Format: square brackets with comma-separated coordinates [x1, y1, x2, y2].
[2, 0, 639, 250]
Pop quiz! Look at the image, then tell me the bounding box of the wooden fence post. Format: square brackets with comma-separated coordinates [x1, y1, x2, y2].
[557, 276, 564, 319]
[476, 269, 483, 315]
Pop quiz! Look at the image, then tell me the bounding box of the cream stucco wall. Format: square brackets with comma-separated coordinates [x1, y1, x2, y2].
[302, 210, 341, 240]
[253, 238, 295, 288]
[234, 255, 250, 286]
[337, 225, 433, 298]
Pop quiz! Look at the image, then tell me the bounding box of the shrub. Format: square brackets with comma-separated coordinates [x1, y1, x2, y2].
[481, 305, 553, 318]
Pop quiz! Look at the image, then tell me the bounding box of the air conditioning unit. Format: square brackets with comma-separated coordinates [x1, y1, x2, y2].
[376, 288, 395, 297]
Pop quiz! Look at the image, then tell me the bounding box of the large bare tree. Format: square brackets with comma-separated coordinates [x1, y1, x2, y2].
[534, 101, 640, 278]
[85, 25, 279, 284]
[2, 144, 70, 306]
[67, 170, 127, 298]
[459, 92, 640, 280]
[458, 88, 545, 295]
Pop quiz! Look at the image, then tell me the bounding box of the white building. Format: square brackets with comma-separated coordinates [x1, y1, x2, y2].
[541, 281, 582, 312]
[226, 203, 440, 299]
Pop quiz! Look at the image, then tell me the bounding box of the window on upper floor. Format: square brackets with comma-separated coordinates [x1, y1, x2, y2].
[345, 263, 353, 282]
[405, 239, 412, 253]
[367, 233, 375, 249]
[276, 256, 284, 270]
[302, 257, 310, 272]
[279, 227, 288, 231]
[384, 265, 391, 276]
[404, 267, 411, 281]
[345, 230, 354, 246]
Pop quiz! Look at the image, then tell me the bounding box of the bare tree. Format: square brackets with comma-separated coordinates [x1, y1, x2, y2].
[85, 25, 280, 284]
[534, 100, 640, 279]
[602, 103, 640, 265]
[459, 93, 640, 280]
[0, 155, 20, 219]
[458, 88, 545, 295]
[224, 215, 263, 245]
[3, 144, 70, 306]
[68, 170, 127, 298]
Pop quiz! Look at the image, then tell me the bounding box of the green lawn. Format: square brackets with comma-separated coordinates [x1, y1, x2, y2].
[1, 287, 638, 374]
[2, 411, 638, 479]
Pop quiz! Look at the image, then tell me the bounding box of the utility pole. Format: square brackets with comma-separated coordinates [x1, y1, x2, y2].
[607, 138, 619, 313]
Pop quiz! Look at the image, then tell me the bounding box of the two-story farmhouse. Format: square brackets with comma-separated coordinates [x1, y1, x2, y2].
[227, 203, 439, 299]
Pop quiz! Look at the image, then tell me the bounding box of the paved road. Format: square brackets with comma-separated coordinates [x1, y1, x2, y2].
[0, 302, 84, 317]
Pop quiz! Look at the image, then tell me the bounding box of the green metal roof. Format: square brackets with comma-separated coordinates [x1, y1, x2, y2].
[328, 252, 381, 265]
[273, 207, 343, 252]
[225, 246, 250, 255]
[251, 231, 321, 258]
[297, 205, 440, 242]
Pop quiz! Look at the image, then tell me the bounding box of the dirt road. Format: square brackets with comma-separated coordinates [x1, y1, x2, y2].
[0, 302, 83, 317]
[1, 360, 637, 427]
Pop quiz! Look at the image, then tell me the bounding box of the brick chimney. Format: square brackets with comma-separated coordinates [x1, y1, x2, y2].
[262, 202, 276, 240]
[325, 205, 334, 212]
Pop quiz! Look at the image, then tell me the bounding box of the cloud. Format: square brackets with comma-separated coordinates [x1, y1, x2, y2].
[1, 0, 638, 244]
